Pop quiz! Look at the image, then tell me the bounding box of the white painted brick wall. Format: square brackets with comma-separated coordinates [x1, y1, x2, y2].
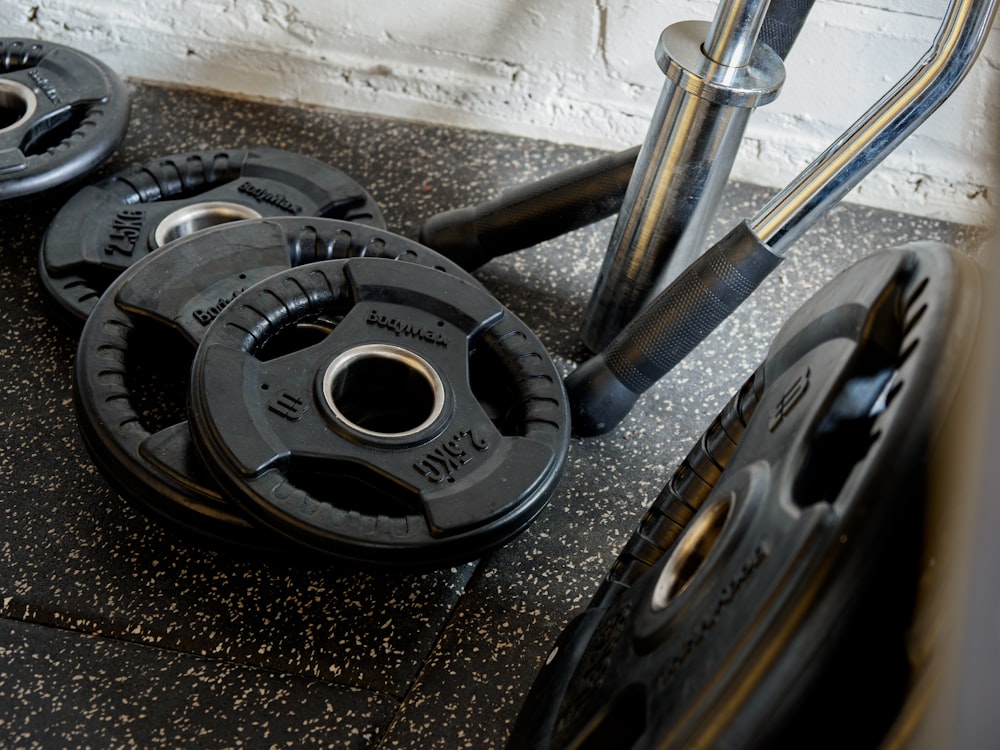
[2, 0, 997, 223]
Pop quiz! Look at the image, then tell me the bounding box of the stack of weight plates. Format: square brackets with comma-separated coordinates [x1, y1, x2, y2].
[41, 146, 571, 568]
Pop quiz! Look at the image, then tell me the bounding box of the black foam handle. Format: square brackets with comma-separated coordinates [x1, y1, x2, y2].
[566, 221, 782, 436]
[419, 146, 639, 270]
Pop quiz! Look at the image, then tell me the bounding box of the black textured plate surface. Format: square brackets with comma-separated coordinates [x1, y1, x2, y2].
[39, 146, 385, 326]
[187, 256, 571, 566]
[510, 243, 983, 750]
[0, 38, 129, 201]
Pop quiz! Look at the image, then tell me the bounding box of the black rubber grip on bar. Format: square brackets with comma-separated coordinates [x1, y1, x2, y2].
[419, 146, 639, 270]
[760, 0, 816, 59]
[565, 221, 781, 436]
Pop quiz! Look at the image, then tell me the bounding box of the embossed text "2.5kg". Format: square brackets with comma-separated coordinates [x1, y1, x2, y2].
[413, 428, 489, 484]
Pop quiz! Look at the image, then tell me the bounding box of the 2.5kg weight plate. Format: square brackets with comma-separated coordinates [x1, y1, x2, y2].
[186, 257, 570, 566]
[508, 242, 983, 749]
[74, 218, 478, 549]
[0, 38, 129, 202]
[40, 146, 385, 326]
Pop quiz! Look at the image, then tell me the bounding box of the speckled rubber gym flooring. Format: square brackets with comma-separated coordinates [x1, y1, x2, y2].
[0, 82, 983, 748]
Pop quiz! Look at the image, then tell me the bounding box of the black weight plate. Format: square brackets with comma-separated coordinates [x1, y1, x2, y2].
[187, 257, 571, 567]
[74, 217, 478, 549]
[0, 39, 129, 202]
[509, 242, 983, 750]
[39, 146, 385, 327]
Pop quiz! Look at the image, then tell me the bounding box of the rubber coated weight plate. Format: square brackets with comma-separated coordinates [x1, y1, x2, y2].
[40, 146, 385, 327]
[74, 217, 477, 548]
[0, 39, 129, 202]
[509, 243, 983, 750]
[187, 257, 570, 567]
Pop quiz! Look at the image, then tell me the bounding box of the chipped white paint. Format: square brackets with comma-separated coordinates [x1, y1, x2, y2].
[1, 0, 996, 223]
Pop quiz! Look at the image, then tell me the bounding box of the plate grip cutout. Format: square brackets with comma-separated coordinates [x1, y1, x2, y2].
[792, 264, 923, 508]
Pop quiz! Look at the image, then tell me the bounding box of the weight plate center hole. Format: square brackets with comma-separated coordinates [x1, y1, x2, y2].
[153, 201, 263, 247]
[651, 494, 734, 612]
[0, 79, 37, 134]
[322, 343, 445, 439]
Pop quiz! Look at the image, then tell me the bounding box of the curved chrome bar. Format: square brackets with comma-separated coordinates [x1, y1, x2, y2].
[751, 0, 998, 255]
